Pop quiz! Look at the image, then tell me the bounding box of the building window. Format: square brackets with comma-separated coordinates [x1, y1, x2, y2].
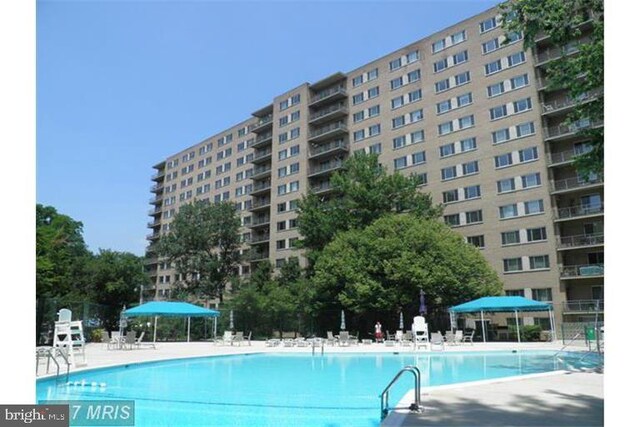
[511, 74, 529, 89]
[408, 69, 421, 82]
[501, 231, 520, 245]
[487, 82, 505, 97]
[441, 166, 457, 181]
[414, 172, 427, 186]
[464, 185, 481, 199]
[524, 199, 544, 215]
[391, 96, 404, 109]
[394, 157, 407, 170]
[513, 97, 532, 113]
[485, 60, 502, 75]
[521, 172, 541, 188]
[460, 137, 477, 152]
[462, 161, 479, 175]
[479, 17, 497, 33]
[435, 79, 450, 93]
[503, 258, 523, 272]
[459, 115, 474, 129]
[494, 153, 513, 168]
[519, 147, 538, 162]
[443, 190, 459, 203]
[465, 210, 483, 224]
[440, 143, 455, 158]
[437, 100, 452, 114]
[497, 178, 516, 193]
[438, 121, 453, 135]
[508, 52, 526, 67]
[529, 255, 550, 270]
[499, 204, 518, 219]
[505, 289, 525, 297]
[467, 235, 485, 248]
[482, 38, 500, 54]
[455, 71, 471, 85]
[444, 214, 460, 226]
[276, 240, 286, 250]
[527, 227, 547, 242]
[516, 122, 535, 137]
[490, 105, 508, 120]
[492, 128, 510, 144]
[412, 151, 426, 165]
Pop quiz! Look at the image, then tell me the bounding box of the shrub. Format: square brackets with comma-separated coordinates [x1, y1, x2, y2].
[522, 325, 542, 342]
[90, 328, 105, 343]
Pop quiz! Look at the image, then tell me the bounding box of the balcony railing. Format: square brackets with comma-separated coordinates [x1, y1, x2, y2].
[309, 139, 349, 158]
[544, 118, 603, 140]
[250, 180, 271, 194]
[309, 85, 347, 106]
[146, 233, 160, 241]
[535, 41, 584, 65]
[249, 233, 270, 244]
[541, 89, 603, 116]
[555, 204, 604, 220]
[148, 207, 162, 216]
[560, 264, 604, 278]
[250, 216, 270, 227]
[150, 183, 164, 192]
[308, 159, 345, 177]
[251, 165, 272, 179]
[151, 170, 166, 180]
[547, 149, 592, 166]
[557, 233, 604, 249]
[147, 219, 161, 228]
[310, 181, 335, 194]
[248, 251, 269, 261]
[149, 196, 162, 204]
[551, 175, 603, 193]
[308, 122, 348, 142]
[250, 115, 273, 132]
[253, 132, 273, 147]
[252, 148, 272, 163]
[563, 299, 604, 312]
[309, 103, 348, 123]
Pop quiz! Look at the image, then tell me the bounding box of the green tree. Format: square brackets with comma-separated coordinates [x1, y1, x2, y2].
[36, 204, 91, 300]
[298, 153, 442, 259]
[500, 0, 604, 177]
[157, 201, 241, 303]
[87, 249, 149, 307]
[312, 215, 502, 331]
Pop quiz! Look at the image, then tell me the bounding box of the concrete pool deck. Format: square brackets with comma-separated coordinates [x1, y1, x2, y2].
[36, 341, 603, 426]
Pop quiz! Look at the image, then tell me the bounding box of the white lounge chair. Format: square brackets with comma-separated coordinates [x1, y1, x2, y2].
[123, 331, 137, 350]
[462, 330, 475, 344]
[266, 338, 281, 347]
[431, 332, 445, 351]
[133, 332, 156, 349]
[326, 331, 337, 346]
[400, 332, 413, 347]
[295, 337, 310, 347]
[282, 338, 295, 347]
[454, 330, 463, 344]
[384, 331, 397, 347]
[338, 331, 350, 346]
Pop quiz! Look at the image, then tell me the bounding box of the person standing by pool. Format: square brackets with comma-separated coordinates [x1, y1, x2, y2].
[374, 322, 383, 343]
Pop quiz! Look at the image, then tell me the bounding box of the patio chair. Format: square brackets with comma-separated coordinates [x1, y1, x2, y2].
[462, 330, 475, 344]
[401, 332, 413, 347]
[282, 338, 295, 347]
[338, 331, 350, 346]
[348, 332, 359, 346]
[295, 337, 310, 347]
[218, 330, 234, 345]
[266, 338, 281, 347]
[134, 332, 156, 349]
[101, 331, 113, 350]
[444, 330, 455, 344]
[326, 331, 337, 346]
[242, 331, 252, 346]
[384, 330, 397, 347]
[123, 331, 137, 350]
[454, 330, 463, 344]
[430, 332, 445, 351]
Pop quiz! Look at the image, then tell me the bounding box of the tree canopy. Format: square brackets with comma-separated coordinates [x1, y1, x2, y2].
[298, 153, 442, 258]
[501, 0, 604, 177]
[311, 215, 502, 327]
[157, 201, 241, 303]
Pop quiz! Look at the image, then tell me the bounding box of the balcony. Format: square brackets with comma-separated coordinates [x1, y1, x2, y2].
[146, 233, 160, 242]
[541, 89, 603, 117]
[310, 181, 336, 195]
[550, 175, 603, 194]
[308, 159, 345, 178]
[252, 148, 272, 164]
[308, 122, 348, 143]
[309, 139, 349, 160]
[144, 257, 158, 266]
[148, 207, 162, 216]
[149, 196, 162, 205]
[248, 251, 270, 262]
[248, 198, 271, 212]
[554, 204, 604, 221]
[544, 118, 603, 142]
[150, 183, 164, 193]
[309, 85, 347, 107]
[250, 115, 273, 133]
[248, 233, 270, 245]
[151, 170, 166, 181]
[253, 132, 273, 149]
[250, 180, 271, 196]
[535, 12, 594, 43]
[535, 42, 584, 66]
[251, 165, 272, 180]
[308, 103, 348, 125]
[560, 264, 604, 279]
[547, 149, 591, 167]
[147, 219, 161, 228]
[557, 233, 604, 250]
[563, 299, 604, 313]
[249, 216, 270, 228]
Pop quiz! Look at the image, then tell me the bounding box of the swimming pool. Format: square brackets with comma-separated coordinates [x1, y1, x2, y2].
[37, 351, 598, 426]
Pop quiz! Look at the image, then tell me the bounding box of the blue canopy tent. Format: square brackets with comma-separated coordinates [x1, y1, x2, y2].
[449, 296, 555, 343]
[124, 302, 220, 343]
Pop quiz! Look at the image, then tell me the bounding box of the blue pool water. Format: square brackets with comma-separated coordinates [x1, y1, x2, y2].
[37, 351, 598, 426]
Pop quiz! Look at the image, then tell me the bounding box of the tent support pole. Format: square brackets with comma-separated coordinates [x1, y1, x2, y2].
[515, 310, 521, 343]
[153, 316, 158, 343]
[187, 317, 191, 343]
[480, 311, 486, 343]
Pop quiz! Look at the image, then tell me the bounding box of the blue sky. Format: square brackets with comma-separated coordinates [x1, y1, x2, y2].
[36, 0, 500, 256]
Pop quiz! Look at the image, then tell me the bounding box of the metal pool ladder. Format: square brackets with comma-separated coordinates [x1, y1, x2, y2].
[379, 365, 423, 420]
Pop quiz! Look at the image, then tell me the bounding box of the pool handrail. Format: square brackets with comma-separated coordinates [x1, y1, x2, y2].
[379, 365, 423, 420]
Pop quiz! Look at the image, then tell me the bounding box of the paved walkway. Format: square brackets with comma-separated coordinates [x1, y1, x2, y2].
[386, 370, 603, 427]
